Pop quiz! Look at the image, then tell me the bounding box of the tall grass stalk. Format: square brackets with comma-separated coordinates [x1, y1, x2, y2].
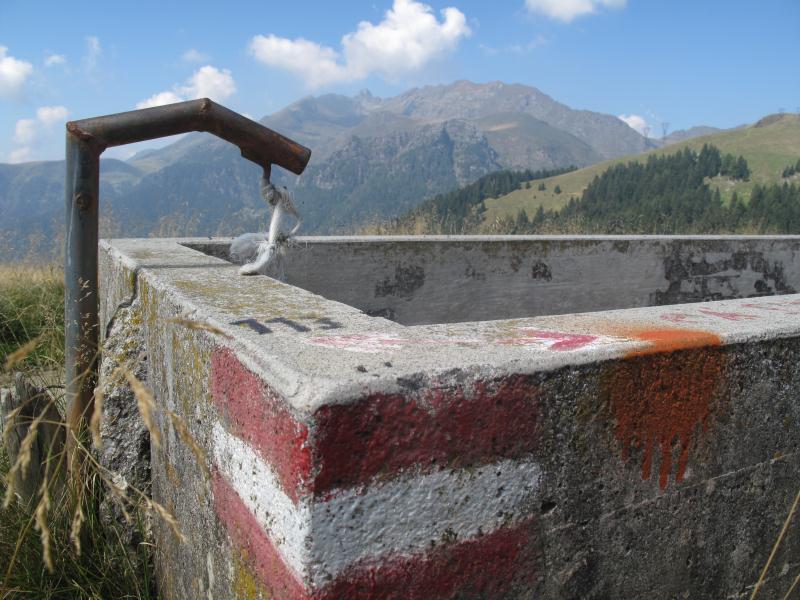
[0, 264, 163, 598]
[0, 265, 64, 387]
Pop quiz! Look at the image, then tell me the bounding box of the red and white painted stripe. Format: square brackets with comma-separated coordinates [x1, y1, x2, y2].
[210, 347, 543, 498]
[209, 348, 544, 597]
[212, 421, 541, 590]
[212, 422, 311, 578]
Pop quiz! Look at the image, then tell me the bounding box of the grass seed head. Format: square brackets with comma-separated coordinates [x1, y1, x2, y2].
[34, 481, 53, 572]
[3, 335, 42, 371]
[167, 317, 231, 339]
[123, 370, 161, 449]
[168, 411, 209, 478]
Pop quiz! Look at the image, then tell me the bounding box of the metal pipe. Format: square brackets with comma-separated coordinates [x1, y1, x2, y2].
[64, 99, 311, 443]
[66, 98, 310, 173]
[64, 133, 100, 437]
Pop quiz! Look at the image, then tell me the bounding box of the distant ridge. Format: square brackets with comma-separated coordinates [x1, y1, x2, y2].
[2, 80, 654, 260]
[660, 125, 723, 146]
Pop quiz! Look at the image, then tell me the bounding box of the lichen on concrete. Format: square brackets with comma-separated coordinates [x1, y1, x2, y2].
[97, 296, 152, 559]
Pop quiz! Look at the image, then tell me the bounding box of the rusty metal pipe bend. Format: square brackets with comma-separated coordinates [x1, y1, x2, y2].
[64, 99, 311, 443]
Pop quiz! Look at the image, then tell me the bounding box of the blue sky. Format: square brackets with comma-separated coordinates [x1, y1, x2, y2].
[1, 0, 798, 162]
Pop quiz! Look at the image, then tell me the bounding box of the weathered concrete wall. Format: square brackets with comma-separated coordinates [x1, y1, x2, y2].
[189, 235, 800, 325]
[100, 237, 800, 599]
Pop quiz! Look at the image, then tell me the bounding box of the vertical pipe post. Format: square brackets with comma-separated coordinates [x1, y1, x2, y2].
[62, 99, 310, 446]
[64, 131, 100, 449]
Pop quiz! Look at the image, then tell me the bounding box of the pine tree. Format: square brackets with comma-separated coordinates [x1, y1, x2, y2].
[721, 153, 736, 177]
[734, 156, 751, 181]
[698, 144, 722, 176]
[533, 205, 545, 226]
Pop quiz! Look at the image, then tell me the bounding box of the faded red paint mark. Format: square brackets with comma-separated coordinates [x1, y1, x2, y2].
[697, 308, 757, 321]
[605, 327, 725, 489]
[660, 312, 699, 324]
[309, 329, 601, 353]
[498, 328, 599, 351]
[307, 333, 481, 353]
[742, 301, 800, 315]
[663, 307, 761, 323]
[211, 347, 311, 503]
[315, 517, 541, 600]
[212, 471, 308, 600]
[308, 333, 413, 351]
[312, 376, 540, 496]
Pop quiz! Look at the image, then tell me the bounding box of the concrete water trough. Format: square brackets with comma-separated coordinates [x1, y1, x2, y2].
[99, 235, 800, 599]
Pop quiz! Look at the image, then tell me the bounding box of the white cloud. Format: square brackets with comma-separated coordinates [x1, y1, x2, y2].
[83, 36, 101, 73]
[36, 105, 70, 127]
[186, 65, 236, 100]
[182, 48, 209, 62]
[13, 119, 36, 145]
[249, 0, 471, 88]
[618, 114, 649, 136]
[343, 1, 470, 79]
[44, 53, 66, 67]
[9, 105, 70, 162]
[136, 91, 184, 110]
[481, 35, 548, 56]
[136, 65, 236, 109]
[0, 46, 33, 99]
[524, 0, 626, 22]
[250, 36, 347, 88]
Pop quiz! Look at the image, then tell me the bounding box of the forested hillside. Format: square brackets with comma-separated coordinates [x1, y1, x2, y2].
[381, 144, 800, 235]
[366, 167, 575, 234]
[484, 113, 800, 223]
[506, 145, 800, 234]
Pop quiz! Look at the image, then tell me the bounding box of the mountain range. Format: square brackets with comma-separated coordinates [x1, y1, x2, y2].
[2, 80, 695, 260]
[661, 125, 723, 146]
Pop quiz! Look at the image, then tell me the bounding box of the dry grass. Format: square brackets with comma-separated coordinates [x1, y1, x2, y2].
[0, 265, 64, 388]
[0, 442, 156, 599]
[750, 486, 800, 599]
[0, 264, 166, 598]
[0, 263, 218, 598]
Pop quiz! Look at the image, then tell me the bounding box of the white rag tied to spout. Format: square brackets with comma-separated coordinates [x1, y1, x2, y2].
[233, 172, 302, 276]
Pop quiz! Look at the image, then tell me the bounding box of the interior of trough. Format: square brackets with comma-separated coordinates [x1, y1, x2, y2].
[184, 235, 800, 326]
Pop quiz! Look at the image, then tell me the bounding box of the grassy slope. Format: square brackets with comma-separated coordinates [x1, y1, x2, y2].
[483, 114, 800, 223]
[0, 265, 64, 386]
[0, 265, 157, 598]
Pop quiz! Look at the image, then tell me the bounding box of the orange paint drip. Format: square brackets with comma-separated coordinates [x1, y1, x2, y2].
[604, 326, 725, 490]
